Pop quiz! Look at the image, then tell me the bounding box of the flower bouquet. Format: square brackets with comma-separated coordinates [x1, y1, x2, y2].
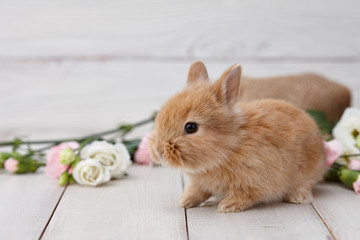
[0, 114, 155, 187]
[310, 108, 360, 194]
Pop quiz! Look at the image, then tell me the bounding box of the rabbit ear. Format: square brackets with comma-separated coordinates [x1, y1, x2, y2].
[213, 64, 242, 108]
[187, 61, 209, 85]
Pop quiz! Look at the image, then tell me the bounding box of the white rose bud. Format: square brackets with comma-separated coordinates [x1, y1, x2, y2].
[80, 141, 132, 178]
[72, 159, 111, 186]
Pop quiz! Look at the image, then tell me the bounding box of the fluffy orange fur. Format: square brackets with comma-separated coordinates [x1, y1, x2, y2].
[149, 61, 326, 213]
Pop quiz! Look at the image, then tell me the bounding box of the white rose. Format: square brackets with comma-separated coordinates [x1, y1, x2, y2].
[72, 158, 111, 186]
[80, 141, 132, 178]
[333, 107, 360, 162]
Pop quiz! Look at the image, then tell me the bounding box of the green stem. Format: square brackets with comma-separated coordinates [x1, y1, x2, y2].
[0, 114, 156, 148]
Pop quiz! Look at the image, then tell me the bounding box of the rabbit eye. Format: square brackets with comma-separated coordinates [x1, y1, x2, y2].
[184, 122, 198, 134]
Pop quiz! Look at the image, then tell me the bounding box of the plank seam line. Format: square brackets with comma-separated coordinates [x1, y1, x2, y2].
[184, 208, 190, 240]
[1, 56, 360, 64]
[311, 203, 337, 240]
[38, 185, 68, 240]
[181, 173, 190, 240]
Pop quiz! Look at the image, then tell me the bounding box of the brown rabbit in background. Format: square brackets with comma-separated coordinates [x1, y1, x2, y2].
[149, 61, 326, 213]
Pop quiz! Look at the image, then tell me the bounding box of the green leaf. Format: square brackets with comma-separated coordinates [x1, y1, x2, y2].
[0, 152, 12, 164]
[306, 110, 335, 134]
[325, 168, 340, 182]
[118, 124, 134, 135]
[15, 161, 45, 174]
[68, 175, 75, 185]
[12, 138, 22, 152]
[123, 139, 141, 161]
[325, 163, 343, 182]
[11, 152, 24, 161]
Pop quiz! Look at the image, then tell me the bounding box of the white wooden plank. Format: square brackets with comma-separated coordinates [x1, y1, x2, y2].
[0, 62, 359, 138]
[186, 201, 332, 240]
[0, 0, 359, 59]
[312, 183, 360, 240]
[41, 165, 187, 239]
[0, 170, 64, 240]
[182, 175, 333, 240]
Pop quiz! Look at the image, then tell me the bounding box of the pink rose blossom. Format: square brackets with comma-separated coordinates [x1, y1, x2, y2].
[134, 133, 152, 165]
[353, 176, 360, 195]
[348, 160, 360, 171]
[45, 141, 80, 178]
[323, 139, 343, 167]
[4, 158, 19, 173]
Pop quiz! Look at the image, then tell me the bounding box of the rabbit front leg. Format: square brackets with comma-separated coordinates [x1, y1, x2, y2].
[217, 190, 258, 213]
[179, 183, 211, 208]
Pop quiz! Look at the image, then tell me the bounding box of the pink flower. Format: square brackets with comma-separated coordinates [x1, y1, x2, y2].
[348, 160, 360, 171]
[4, 158, 19, 173]
[323, 139, 343, 167]
[45, 141, 80, 178]
[353, 175, 360, 195]
[134, 133, 152, 165]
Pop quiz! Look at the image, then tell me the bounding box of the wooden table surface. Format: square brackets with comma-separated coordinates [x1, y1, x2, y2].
[1, 0, 360, 239]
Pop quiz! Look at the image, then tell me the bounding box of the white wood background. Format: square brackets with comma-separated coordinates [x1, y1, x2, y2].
[1, 0, 360, 239]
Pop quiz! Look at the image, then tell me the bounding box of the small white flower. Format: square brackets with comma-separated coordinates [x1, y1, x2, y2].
[81, 141, 132, 178]
[333, 107, 360, 162]
[72, 159, 111, 186]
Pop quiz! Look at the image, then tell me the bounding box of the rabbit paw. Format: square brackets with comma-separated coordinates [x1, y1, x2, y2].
[285, 191, 314, 204]
[179, 194, 202, 208]
[217, 198, 250, 213]
[179, 185, 211, 209]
